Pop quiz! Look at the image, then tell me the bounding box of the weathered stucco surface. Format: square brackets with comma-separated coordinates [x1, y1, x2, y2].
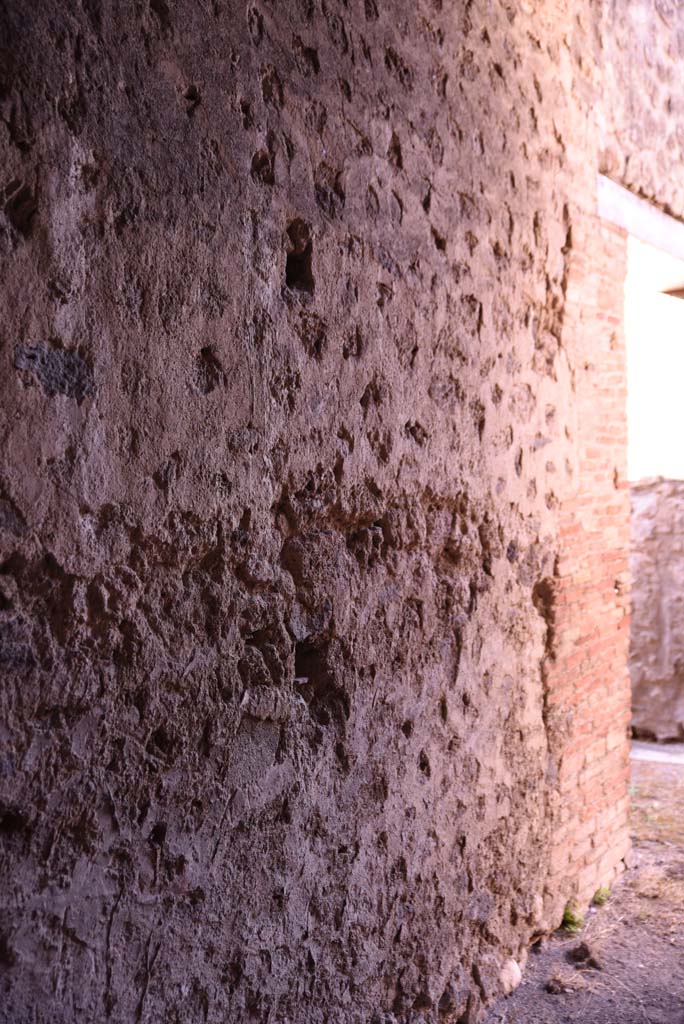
[0, 1, 678, 1022]
[631, 479, 684, 742]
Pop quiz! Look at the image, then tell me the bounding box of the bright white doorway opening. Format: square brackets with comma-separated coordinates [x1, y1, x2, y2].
[625, 235, 684, 483]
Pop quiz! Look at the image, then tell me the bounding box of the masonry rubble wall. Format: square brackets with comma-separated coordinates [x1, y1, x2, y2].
[0, 2, 680, 1022]
[630, 479, 684, 742]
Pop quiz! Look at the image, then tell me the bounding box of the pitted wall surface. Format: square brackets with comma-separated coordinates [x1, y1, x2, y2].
[0, 1, 671, 1021]
[595, 0, 684, 217]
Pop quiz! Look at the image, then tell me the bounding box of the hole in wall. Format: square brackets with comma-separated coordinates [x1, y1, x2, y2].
[294, 638, 348, 727]
[285, 219, 314, 294]
[184, 84, 201, 114]
[148, 822, 167, 846]
[194, 346, 224, 394]
[251, 149, 274, 186]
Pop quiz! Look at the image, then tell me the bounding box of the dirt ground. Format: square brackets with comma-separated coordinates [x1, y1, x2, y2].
[484, 749, 684, 1024]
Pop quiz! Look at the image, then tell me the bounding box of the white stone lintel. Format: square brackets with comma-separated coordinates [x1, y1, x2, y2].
[597, 175, 684, 263]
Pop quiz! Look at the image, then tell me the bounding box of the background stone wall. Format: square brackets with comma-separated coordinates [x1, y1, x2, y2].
[0, 1, 679, 1022]
[593, 0, 684, 218]
[631, 479, 684, 742]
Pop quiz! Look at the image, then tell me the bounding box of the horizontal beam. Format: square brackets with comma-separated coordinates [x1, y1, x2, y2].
[597, 175, 684, 262]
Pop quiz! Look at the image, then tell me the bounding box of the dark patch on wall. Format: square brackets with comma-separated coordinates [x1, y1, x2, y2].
[14, 342, 94, 402]
[285, 218, 314, 294]
[3, 179, 37, 236]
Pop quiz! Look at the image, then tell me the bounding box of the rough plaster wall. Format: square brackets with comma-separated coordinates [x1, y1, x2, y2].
[0, 0, 655, 1021]
[631, 479, 684, 742]
[0, 3, 581, 1020]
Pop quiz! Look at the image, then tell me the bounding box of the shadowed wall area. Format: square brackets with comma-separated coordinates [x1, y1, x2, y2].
[0, 2, 683, 1022]
[631, 479, 684, 742]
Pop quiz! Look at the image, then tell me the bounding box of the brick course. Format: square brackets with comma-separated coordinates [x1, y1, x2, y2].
[545, 210, 632, 915]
